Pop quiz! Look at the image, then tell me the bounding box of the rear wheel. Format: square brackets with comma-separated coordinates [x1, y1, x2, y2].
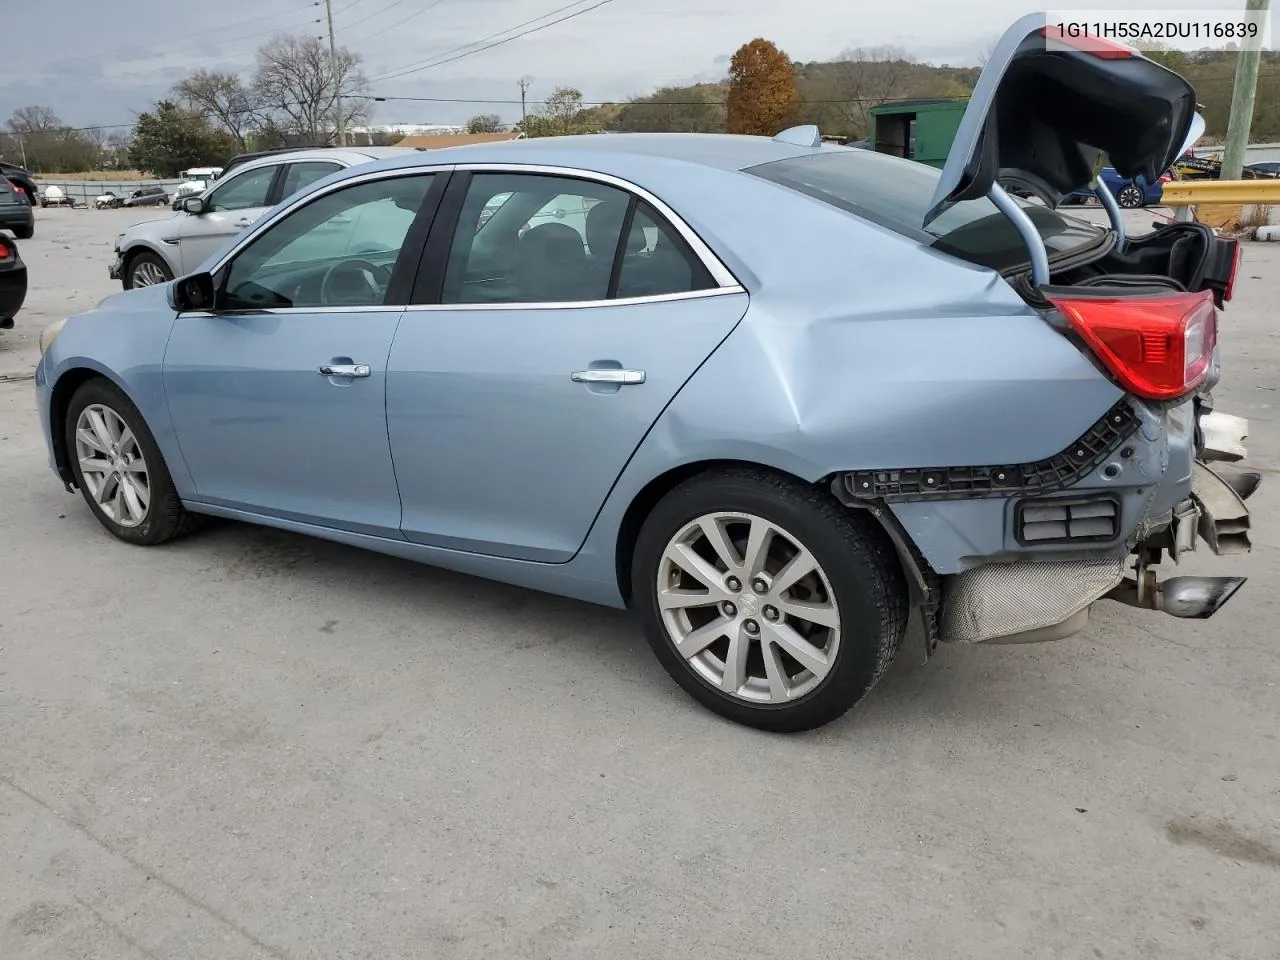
[1117, 184, 1145, 208]
[631, 469, 909, 732]
[12, 222, 32, 239]
[125, 251, 173, 289]
[65, 378, 199, 546]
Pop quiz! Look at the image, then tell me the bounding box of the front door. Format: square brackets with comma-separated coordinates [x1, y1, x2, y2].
[164, 171, 443, 537]
[177, 162, 282, 273]
[386, 170, 747, 563]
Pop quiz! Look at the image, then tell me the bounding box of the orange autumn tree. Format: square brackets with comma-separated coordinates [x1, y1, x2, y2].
[725, 38, 798, 136]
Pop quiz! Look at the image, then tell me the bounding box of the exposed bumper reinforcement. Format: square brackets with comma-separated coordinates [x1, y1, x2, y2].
[940, 558, 1125, 644]
[1192, 460, 1253, 555]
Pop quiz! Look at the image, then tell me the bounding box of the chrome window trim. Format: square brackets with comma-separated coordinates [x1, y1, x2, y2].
[402, 285, 747, 312]
[205, 160, 740, 298]
[174, 285, 747, 319]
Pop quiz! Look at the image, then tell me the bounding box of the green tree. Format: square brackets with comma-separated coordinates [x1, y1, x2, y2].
[614, 83, 726, 132]
[522, 87, 586, 137]
[466, 113, 505, 133]
[128, 101, 236, 177]
[726, 38, 798, 136]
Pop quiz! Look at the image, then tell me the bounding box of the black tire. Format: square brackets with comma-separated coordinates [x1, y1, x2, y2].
[12, 222, 32, 239]
[1117, 184, 1144, 209]
[65, 377, 200, 546]
[124, 250, 173, 290]
[631, 468, 909, 733]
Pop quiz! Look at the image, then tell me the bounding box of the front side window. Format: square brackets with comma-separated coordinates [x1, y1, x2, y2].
[221, 174, 435, 311]
[206, 165, 278, 212]
[441, 172, 715, 304]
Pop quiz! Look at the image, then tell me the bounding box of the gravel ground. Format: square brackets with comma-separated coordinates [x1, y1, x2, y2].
[1, 205, 1278, 960]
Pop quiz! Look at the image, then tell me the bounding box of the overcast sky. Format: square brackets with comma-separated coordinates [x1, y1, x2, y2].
[3, 0, 1251, 131]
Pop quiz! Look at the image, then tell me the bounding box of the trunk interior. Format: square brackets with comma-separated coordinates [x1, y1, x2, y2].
[1015, 221, 1237, 307]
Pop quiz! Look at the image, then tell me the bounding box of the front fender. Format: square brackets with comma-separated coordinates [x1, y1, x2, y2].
[42, 294, 192, 498]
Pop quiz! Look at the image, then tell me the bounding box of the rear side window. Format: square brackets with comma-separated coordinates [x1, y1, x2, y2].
[747, 149, 1102, 272]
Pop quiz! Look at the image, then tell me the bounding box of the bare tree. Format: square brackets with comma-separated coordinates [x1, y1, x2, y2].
[174, 70, 257, 148]
[466, 113, 505, 134]
[826, 46, 918, 139]
[252, 34, 370, 146]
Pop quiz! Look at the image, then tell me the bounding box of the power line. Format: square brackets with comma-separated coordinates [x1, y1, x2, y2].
[371, 0, 621, 83]
[57, 3, 318, 67]
[349, 0, 450, 46]
[342, 0, 411, 32]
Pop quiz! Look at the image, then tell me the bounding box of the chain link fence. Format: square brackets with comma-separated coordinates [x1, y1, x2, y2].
[33, 180, 186, 207]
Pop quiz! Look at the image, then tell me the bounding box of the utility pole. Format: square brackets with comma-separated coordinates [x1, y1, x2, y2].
[519, 76, 532, 127]
[323, 0, 347, 147]
[1221, 0, 1271, 179]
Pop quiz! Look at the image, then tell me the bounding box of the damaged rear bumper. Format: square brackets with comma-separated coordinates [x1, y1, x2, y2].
[937, 410, 1256, 645]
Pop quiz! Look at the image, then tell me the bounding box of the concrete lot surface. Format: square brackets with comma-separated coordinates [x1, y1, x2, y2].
[2, 206, 1278, 959]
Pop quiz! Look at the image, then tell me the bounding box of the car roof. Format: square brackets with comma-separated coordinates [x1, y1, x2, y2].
[363, 133, 842, 176]
[228, 146, 421, 175]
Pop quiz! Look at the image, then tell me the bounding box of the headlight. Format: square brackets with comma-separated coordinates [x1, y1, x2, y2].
[39, 318, 67, 355]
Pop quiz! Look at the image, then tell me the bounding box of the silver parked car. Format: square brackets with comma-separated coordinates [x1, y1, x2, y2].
[109, 147, 418, 289]
[38, 15, 1255, 731]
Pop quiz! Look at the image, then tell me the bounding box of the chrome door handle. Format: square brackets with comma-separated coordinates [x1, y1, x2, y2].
[235, 218, 253, 228]
[318, 364, 371, 378]
[571, 369, 646, 385]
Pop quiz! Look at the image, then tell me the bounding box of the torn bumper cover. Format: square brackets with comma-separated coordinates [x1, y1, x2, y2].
[939, 410, 1257, 644]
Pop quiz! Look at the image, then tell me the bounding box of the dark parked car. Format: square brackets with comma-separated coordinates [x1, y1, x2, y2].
[0, 161, 39, 205]
[123, 185, 170, 207]
[1065, 166, 1169, 208]
[0, 176, 34, 239]
[0, 233, 27, 329]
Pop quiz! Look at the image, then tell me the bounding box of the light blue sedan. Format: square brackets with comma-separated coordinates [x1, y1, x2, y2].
[35, 16, 1258, 731]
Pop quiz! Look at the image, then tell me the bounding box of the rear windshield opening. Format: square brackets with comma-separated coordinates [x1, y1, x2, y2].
[746, 149, 1103, 272]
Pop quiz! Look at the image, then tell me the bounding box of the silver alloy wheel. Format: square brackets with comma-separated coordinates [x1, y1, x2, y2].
[657, 511, 841, 704]
[1118, 185, 1143, 208]
[74, 403, 151, 528]
[130, 259, 168, 287]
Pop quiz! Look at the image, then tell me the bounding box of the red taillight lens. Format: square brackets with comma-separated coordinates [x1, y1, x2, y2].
[1225, 243, 1242, 302]
[1041, 25, 1136, 58]
[1047, 291, 1218, 400]
[0, 239, 10, 260]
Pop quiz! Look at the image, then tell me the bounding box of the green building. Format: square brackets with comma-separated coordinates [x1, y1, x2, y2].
[869, 99, 970, 169]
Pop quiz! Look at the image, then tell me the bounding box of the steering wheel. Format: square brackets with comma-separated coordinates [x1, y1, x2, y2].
[319, 258, 393, 306]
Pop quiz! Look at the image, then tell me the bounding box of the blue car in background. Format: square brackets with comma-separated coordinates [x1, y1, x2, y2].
[1066, 166, 1169, 208]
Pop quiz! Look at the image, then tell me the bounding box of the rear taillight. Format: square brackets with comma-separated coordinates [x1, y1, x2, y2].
[1047, 290, 1218, 400]
[0, 239, 10, 260]
[1225, 243, 1242, 302]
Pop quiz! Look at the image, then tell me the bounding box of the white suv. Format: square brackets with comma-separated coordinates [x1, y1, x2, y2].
[109, 147, 418, 289]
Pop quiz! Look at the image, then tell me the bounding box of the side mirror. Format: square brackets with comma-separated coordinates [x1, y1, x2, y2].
[182, 195, 207, 215]
[168, 272, 216, 312]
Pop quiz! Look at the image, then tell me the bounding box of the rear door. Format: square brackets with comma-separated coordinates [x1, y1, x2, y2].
[384, 169, 748, 563]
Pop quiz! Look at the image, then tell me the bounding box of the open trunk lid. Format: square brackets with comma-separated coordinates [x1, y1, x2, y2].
[925, 12, 1198, 226]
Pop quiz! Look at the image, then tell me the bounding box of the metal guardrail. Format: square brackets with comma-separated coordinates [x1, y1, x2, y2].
[1160, 179, 1280, 206]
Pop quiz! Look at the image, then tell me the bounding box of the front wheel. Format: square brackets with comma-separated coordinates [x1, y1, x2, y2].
[1117, 184, 1145, 208]
[125, 251, 173, 289]
[631, 469, 909, 732]
[65, 378, 199, 545]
